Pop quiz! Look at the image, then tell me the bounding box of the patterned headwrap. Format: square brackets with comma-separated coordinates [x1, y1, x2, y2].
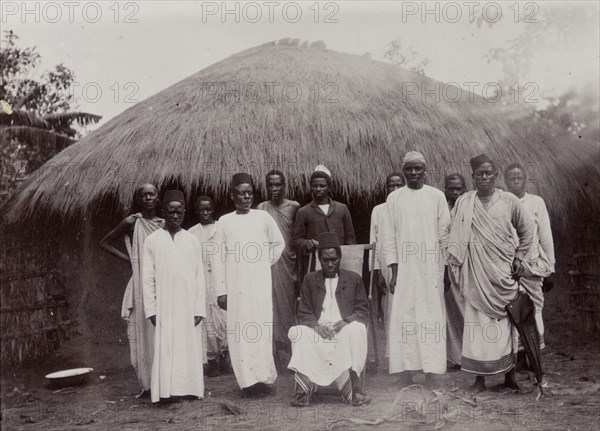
[314, 164, 332, 178]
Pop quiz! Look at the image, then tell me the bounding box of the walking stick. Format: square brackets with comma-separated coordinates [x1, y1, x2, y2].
[363, 244, 379, 388]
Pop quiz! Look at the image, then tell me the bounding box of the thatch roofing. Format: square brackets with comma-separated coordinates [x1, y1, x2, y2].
[3, 39, 598, 223]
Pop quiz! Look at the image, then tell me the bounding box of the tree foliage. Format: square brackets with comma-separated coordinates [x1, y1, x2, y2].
[483, 5, 599, 141]
[0, 31, 101, 204]
[384, 4, 598, 142]
[383, 37, 430, 76]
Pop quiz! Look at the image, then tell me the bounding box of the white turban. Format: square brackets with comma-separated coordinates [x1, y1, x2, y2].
[402, 151, 426, 168]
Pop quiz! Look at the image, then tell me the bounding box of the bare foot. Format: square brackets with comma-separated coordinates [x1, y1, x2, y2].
[503, 370, 524, 392]
[446, 362, 461, 372]
[423, 373, 436, 388]
[515, 351, 529, 372]
[254, 382, 275, 396]
[135, 389, 150, 399]
[467, 376, 486, 394]
[394, 372, 413, 387]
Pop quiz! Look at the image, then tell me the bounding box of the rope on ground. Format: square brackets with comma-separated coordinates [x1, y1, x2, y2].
[326, 384, 479, 430]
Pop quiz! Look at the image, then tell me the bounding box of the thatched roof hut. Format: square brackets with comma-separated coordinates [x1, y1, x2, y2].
[2, 39, 598, 365]
[3, 39, 598, 223]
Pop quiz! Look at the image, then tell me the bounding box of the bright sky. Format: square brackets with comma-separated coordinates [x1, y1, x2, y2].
[3, 1, 599, 128]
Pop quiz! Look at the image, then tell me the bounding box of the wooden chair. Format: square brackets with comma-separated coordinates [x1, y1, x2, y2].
[293, 243, 378, 393]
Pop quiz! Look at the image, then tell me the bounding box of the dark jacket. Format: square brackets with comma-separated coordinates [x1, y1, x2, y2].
[292, 198, 356, 255]
[297, 269, 369, 328]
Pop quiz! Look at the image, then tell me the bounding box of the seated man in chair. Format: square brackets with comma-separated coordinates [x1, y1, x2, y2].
[288, 232, 370, 407]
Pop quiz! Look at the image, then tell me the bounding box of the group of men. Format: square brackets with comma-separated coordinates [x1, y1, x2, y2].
[101, 151, 554, 406]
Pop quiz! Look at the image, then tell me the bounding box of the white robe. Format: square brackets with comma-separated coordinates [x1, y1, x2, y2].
[369, 202, 394, 358]
[288, 277, 367, 386]
[514, 193, 555, 349]
[189, 221, 228, 362]
[382, 185, 450, 374]
[142, 229, 206, 402]
[216, 209, 285, 389]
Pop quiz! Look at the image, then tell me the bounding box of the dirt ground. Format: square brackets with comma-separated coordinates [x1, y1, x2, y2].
[2, 312, 599, 431]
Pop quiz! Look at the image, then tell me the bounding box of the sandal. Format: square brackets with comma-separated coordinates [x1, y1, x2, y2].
[290, 392, 311, 407]
[351, 391, 371, 406]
